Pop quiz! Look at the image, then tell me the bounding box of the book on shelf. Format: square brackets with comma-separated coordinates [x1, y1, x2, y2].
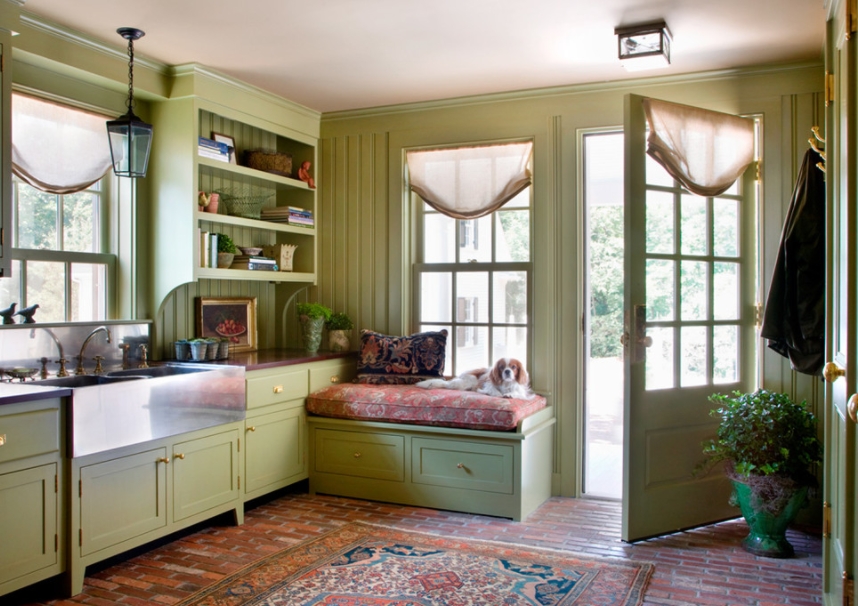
[198, 148, 230, 163]
[230, 257, 280, 271]
[200, 230, 208, 268]
[198, 137, 230, 154]
[209, 233, 219, 268]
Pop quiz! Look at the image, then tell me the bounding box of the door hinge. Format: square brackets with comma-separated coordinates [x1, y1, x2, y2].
[55, 474, 58, 493]
[825, 71, 836, 107]
[755, 303, 763, 330]
[79, 479, 82, 497]
[54, 534, 58, 552]
[79, 529, 83, 547]
[823, 501, 832, 538]
[844, 571, 854, 606]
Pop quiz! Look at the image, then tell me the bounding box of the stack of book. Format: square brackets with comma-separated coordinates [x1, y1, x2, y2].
[230, 255, 279, 271]
[260, 206, 314, 228]
[198, 137, 230, 163]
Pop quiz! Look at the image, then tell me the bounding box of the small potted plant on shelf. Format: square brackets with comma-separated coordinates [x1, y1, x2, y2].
[296, 302, 332, 354]
[188, 338, 208, 361]
[326, 312, 354, 352]
[216, 233, 237, 268]
[697, 389, 822, 558]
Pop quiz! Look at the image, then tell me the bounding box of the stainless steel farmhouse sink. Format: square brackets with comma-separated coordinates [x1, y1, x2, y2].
[42, 363, 246, 457]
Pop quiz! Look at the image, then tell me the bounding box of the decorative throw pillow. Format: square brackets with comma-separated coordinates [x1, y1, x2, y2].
[356, 329, 448, 385]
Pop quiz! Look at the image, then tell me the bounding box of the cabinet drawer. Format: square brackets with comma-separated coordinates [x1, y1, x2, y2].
[314, 429, 404, 481]
[309, 361, 356, 393]
[0, 408, 59, 464]
[247, 368, 309, 409]
[412, 438, 513, 494]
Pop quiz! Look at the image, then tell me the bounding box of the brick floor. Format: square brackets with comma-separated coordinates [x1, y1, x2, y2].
[6, 484, 822, 605]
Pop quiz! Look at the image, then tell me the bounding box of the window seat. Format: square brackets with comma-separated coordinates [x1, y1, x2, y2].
[306, 384, 554, 521]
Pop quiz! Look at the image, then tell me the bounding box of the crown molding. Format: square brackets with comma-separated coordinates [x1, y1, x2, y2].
[322, 60, 823, 122]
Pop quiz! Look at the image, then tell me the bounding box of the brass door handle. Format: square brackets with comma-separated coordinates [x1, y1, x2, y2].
[156, 457, 170, 464]
[174, 453, 185, 460]
[247, 426, 257, 432]
[823, 361, 846, 383]
[848, 394, 858, 424]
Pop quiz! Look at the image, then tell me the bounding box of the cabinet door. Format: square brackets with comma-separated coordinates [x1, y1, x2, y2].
[172, 429, 239, 522]
[80, 448, 168, 556]
[0, 464, 57, 586]
[245, 404, 306, 495]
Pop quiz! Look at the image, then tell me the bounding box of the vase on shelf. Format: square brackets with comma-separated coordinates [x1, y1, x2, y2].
[328, 329, 351, 352]
[217, 252, 234, 268]
[299, 316, 326, 354]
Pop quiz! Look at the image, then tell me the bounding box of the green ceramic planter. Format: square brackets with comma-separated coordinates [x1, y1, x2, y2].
[731, 479, 808, 558]
[300, 316, 326, 353]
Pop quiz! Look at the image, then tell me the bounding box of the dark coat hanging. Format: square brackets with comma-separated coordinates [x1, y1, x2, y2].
[760, 147, 826, 376]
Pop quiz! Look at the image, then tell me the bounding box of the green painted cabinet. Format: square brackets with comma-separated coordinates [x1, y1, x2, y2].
[0, 398, 63, 598]
[69, 423, 243, 596]
[243, 356, 356, 502]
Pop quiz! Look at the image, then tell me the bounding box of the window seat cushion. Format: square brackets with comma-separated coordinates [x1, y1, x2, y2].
[306, 383, 546, 431]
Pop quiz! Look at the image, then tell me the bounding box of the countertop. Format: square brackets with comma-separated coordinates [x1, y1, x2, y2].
[178, 348, 357, 372]
[0, 382, 72, 406]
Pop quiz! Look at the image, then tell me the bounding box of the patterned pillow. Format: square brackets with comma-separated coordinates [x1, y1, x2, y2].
[356, 329, 447, 385]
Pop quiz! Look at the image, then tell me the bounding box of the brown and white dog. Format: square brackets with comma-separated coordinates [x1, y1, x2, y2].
[416, 358, 534, 399]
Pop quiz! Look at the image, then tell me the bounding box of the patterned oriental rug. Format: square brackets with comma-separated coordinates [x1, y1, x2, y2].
[178, 522, 654, 605]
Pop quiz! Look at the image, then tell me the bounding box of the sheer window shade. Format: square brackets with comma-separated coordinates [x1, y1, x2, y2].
[407, 142, 533, 219]
[12, 93, 112, 195]
[642, 97, 755, 197]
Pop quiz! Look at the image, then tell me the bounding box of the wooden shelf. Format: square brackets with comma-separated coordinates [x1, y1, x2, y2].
[195, 211, 315, 236]
[197, 157, 311, 191]
[196, 267, 315, 282]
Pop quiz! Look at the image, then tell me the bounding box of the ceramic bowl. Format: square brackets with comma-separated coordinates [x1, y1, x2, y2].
[238, 246, 263, 256]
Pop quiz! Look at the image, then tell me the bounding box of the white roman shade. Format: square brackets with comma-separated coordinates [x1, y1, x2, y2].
[643, 97, 755, 197]
[12, 93, 112, 195]
[407, 141, 533, 219]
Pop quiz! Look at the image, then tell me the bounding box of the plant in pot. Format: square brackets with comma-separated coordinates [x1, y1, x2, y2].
[326, 312, 353, 352]
[697, 389, 822, 558]
[296, 302, 332, 354]
[215, 233, 237, 268]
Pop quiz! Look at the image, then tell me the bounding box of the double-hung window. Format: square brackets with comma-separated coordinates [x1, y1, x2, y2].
[0, 93, 115, 322]
[409, 142, 533, 376]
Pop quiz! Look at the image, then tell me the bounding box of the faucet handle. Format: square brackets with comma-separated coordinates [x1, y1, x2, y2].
[93, 355, 105, 375]
[119, 343, 130, 370]
[56, 357, 70, 378]
[138, 344, 149, 369]
[39, 357, 49, 380]
[74, 355, 87, 376]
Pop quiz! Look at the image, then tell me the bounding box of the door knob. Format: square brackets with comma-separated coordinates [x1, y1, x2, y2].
[848, 394, 858, 424]
[823, 361, 846, 383]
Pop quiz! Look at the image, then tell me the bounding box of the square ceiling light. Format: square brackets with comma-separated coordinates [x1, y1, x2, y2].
[614, 20, 671, 71]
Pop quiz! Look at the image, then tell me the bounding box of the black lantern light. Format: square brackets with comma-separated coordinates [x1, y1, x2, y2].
[614, 20, 671, 72]
[106, 27, 152, 178]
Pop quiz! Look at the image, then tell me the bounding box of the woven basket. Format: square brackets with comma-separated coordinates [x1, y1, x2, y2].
[215, 188, 272, 220]
[245, 150, 293, 177]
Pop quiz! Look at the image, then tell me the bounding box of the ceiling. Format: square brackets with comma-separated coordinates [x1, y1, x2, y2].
[21, 0, 825, 113]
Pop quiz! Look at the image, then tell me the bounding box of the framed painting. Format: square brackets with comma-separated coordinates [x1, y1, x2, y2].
[196, 296, 258, 352]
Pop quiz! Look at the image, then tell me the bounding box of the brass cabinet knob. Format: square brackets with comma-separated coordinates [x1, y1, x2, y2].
[456, 463, 464, 469]
[174, 453, 185, 460]
[247, 426, 257, 432]
[0, 434, 6, 447]
[848, 394, 858, 424]
[156, 457, 170, 464]
[823, 361, 846, 383]
[273, 385, 283, 394]
[353, 452, 361, 458]
[330, 376, 340, 384]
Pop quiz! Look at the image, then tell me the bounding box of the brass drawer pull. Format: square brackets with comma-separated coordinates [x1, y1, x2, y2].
[330, 376, 340, 384]
[174, 453, 185, 460]
[273, 385, 284, 394]
[0, 434, 6, 447]
[353, 452, 362, 458]
[247, 425, 257, 432]
[457, 463, 465, 469]
[156, 457, 170, 464]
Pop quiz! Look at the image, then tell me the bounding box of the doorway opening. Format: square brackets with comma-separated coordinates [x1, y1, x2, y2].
[582, 131, 624, 499]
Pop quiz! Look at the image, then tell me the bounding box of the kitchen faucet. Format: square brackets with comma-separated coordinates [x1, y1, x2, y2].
[75, 326, 112, 375]
[31, 327, 69, 378]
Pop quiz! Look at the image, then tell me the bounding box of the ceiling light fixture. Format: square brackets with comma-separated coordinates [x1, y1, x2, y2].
[614, 20, 671, 72]
[106, 27, 153, 178]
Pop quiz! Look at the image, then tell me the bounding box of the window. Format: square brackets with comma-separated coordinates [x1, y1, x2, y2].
[0, 94, 115, 322]
[411, 143, 532, 376]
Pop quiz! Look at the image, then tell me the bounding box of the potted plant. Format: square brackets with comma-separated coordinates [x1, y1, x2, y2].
[326, 311, 354, 352]
[215, 233, 237, 268]
[296, 302, 332, 353]
[188, 338, 208, 361]
[698, 389, 822, 558]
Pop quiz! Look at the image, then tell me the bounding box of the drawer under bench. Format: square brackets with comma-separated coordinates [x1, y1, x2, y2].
[307, 406, 555, 521]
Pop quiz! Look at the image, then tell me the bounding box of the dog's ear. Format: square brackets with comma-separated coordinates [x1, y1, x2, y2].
[511, 359, 529, 385]
[490, 359, 505, 384]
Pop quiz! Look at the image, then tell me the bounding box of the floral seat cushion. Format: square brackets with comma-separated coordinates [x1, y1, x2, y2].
[307, 383, 547, 431]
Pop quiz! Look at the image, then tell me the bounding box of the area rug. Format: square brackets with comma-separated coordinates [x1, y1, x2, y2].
[177, 521, 653, 605]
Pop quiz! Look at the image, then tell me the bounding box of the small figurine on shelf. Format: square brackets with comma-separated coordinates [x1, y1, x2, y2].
[0, 302, 16, 324]
[15, 303, 39, 324]
[298, 161, 316, 189]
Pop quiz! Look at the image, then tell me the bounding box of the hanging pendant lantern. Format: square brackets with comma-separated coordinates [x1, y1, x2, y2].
[106, 27, 152, 178]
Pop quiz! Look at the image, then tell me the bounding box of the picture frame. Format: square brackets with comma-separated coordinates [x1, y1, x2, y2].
[211, 132, 238, 165]
[196, 296, 258, 352]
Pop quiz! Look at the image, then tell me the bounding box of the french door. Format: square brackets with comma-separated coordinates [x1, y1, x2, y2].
[621, 94, 757, 541]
